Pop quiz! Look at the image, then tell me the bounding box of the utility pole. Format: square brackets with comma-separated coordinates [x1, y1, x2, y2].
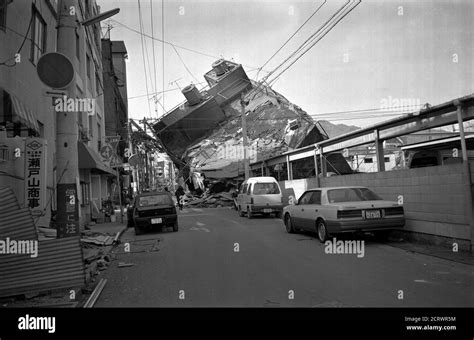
[241, 93, 250, 179]
[55, 1, 119, 236]
[142, 117, 150, 189]
[55, 0, 80, 238]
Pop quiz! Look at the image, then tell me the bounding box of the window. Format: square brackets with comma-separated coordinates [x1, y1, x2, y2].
[240, 184, 247, 195]
[88, 115, 93, 137]
[0, 0, 11, 31]
[81, 182, 90, 205]
[252, 182, 280, 195]
[76, 31, 80, 60]
[97, 122, 102, 150]
[96, 73, 101, 96]
[384, 157, 390, 163]
[246, 184, 252, 195]
[327, 188, 383, 203]
[309, 191, 321, 205]
[138, 194, 173, 207]
[30, 5, 47, 65]
[86, 54, 91, 79]
[298, 191, 313, 205]
[364, 158, 373, 164]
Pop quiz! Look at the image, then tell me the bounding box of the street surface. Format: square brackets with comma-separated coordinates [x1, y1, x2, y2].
[96, 207, 473, 307]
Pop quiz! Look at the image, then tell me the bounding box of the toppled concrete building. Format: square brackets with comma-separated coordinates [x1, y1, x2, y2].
[153, 59, 339, 179]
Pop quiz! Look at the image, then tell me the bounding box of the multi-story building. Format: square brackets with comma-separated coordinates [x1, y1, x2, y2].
[0, 0, 60, 227]
[74, 0, 115, 225]
[101, 38, 128, 204]
[0, 0, 116, 228]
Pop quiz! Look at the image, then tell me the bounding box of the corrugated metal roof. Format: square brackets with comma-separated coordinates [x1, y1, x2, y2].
[0, 187, 20, 214]
[0, 237, 85, 298]
[0, 187, 85, 298]
[0, 187, 38, 240]
[0, 208, 38, 240]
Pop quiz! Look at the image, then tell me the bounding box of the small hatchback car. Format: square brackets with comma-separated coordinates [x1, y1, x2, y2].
[235, 176, 284, 218]
[128, 191, 178, 235]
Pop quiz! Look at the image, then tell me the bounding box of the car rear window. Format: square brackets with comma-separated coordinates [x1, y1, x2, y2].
[252, 182, 280, 195]
[327, 188, 382, 203]
[138, 194, 173, 207]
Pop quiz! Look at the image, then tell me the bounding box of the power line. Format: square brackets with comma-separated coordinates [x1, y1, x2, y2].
[162, 0, 165, 115]
[137, 0, 152, 117]
[171, 44, 202, 85]
[308, 104, 422, 117]
[127, 82, 207, 99]
[268, 0, 362, 85]
[150, 0, 158, 105]
[0, 16, 34, 67]
[262, 0, 353, 83]
[256, 0, 326, 81]
[107, 18, 270, 75]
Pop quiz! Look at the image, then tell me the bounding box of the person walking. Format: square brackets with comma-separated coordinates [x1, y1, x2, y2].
[175, 186, 185, 210]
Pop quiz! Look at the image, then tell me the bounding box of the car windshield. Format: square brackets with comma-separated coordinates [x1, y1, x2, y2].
[138, 194, 173, 207]
[327, 188, 382, 203]
[252, 182, 280, 195]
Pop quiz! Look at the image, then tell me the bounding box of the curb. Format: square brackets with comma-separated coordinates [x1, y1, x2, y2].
[113, 225, 128, 245]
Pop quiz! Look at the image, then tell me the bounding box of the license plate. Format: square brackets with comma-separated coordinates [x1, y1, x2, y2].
[263, 209, 272, 213]
[151, 218, 162, 224]
[365, 210, 381, 219]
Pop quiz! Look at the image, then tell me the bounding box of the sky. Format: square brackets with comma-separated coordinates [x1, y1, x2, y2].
[99, 0, 473, 128]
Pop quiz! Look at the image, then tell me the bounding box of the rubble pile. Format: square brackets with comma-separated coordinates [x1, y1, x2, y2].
[184, 191, 235, 208]
[81, 229, 116, 283]
[182, 179, 237, 208]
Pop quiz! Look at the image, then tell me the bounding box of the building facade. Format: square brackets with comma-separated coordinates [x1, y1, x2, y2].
[0, 0, 117, 229]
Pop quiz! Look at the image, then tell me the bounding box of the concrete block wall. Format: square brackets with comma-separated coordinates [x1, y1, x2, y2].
[280, 163, 472, 244]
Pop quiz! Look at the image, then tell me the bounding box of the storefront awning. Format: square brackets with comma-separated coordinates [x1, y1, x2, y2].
[0, 87, 40, 135]
[78, 141, 115, 175]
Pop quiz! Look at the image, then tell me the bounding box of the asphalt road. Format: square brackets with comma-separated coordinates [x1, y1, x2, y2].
[95, 207, 473, 307]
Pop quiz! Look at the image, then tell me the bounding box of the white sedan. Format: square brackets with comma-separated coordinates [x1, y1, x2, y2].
[282, 186, 405, 242]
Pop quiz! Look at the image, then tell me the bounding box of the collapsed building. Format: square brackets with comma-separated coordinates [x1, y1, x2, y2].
[153, 59, 351, 182]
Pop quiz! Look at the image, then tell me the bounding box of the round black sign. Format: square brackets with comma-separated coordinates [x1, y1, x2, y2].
[37, 52, 74, 89]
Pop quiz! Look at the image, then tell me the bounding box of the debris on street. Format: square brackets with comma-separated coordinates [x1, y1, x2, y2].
[118, 262, 135, 268]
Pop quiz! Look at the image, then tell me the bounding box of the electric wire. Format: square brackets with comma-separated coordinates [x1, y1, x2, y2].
[256, 0, 327, 81]
[137, 0, 152, 118]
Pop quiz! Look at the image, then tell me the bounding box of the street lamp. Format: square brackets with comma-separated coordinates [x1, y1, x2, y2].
[79, 8, 120, 26]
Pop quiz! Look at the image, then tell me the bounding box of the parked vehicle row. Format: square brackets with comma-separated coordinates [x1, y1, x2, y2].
[235, 177, 405, 243]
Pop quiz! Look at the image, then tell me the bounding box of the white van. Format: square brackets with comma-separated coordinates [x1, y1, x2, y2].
[236, 177, 283, 219]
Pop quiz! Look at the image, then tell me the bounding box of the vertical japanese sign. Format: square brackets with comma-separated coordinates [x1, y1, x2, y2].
[56, 183, 79, 238]
[106, 135, 121, 167]
[24, 138, 47, 217]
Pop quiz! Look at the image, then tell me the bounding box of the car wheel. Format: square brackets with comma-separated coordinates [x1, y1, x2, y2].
[317, 219, 330, 243]
[173, 222, 179, 232]
[134, 226, 143, 235]
[238, 206, 244, 217]
[284, 214, 295, 234]
[246, 207, 253, 219]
